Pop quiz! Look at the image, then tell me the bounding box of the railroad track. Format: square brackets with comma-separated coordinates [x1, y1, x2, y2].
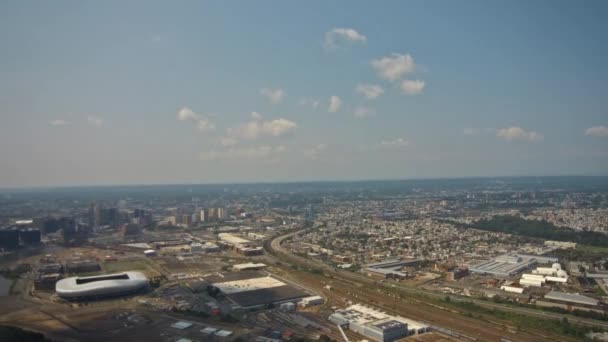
[266, 227, 608, 331]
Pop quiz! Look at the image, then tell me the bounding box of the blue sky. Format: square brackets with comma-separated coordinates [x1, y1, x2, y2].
[1, 1, 607, 187]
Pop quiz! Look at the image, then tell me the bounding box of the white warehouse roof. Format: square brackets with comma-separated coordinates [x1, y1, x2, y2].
[545, 291, 599, 306]
[218, 233, 250, 245]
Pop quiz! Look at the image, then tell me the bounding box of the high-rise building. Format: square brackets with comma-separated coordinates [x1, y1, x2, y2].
[62, 222, 89, 245]
[208, 208, 217, 221]
[134, 208, 146, 218]
[182, 214, 192, 227]
[39, 217, 75, 235]
[191, 213, 200, 224]
[217, 208, 226, 220]
[88, 202, 102, 227]
[19, 228, 41, 245]
[121, 223, 141, 236]
[0, 227, 20, 250]
[200, 209, 207, 222]
[100, 208, 120, 227]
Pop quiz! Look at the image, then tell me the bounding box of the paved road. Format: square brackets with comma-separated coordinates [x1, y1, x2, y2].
[267, 227, 608, 330]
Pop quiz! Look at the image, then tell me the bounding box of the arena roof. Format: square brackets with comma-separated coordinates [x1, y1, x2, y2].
[55, 271, 148, 299]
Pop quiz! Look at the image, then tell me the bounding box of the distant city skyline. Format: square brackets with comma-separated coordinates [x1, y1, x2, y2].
[1, 1, 607, 187]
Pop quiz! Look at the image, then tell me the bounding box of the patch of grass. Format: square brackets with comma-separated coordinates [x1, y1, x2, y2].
[443, 298, 605, 339]
[577, 244, 608, 255]
[102, 259, 159, 276]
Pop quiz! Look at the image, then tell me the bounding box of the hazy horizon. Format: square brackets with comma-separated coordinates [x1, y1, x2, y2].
[2, 174, 607, 192]
[2, 1, 607, 188]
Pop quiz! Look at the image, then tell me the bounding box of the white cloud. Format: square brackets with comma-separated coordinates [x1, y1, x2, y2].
[298, 98, 321, 110]
[356, 84, 384, 99]
[380, 137, 411, 148]
[50, 119, 69, 126]
[250, 111, 263, 120]
[400, 79, 425, 95]
[371, 53, 415, 81]
[196, 119, 216, 132]
[200, 145, 287, 161]
[496, 126, 544, 142]
[324, 28, 366, 48]
[585, 126, 608, 137]
[302, 144, 327, 160]
[177, 107, 216, 132]
[262, 119, 297, 137]
[151, 34, 162, 43]
[228, 116, 297, 140]
[87, 115, 103, 127]
[219, 137, 239, 147]
[463, 127, 479, 135]
[353, 106, 376, 118]
[328, 95, 342, 113]
[259, 88, 285, 104]
[177, 107, 198, 121]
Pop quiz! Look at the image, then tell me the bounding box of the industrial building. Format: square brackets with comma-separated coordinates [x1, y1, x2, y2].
[65, 260, 101, 274]
[544, 291, 599, 306]
[218, 232, 250, 245]
[469, 254, 537, 277]
[55, 271, 148, 299]
[232, 263, 267, 271]
[365, 259, 422, 269]
[363, 258, 422, 280]
[299, 295, 324, 307]
[446, 267, 469, 281]
[217, 233, 263, 255]
[205, 271, 308, 308]
[329, 304, 429, 342]
[364, 267, 407, 280]
[519, 264, 568, 287]
[545, 240, 577, 249]
[516, 254, 558, 264]
[501, 285, 524, 294]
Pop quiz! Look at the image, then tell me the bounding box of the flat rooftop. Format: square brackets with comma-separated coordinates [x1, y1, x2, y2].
[206, 272, 308, 308]
[212, 276, 285, 294]
[226, 285, 307, 308]
[545, 291, 599, 306]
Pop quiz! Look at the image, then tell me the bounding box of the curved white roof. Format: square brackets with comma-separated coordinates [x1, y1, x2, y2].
[56, 271, 148, 298]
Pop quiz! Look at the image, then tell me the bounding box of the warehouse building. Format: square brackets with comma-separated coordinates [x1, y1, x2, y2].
[501, 285, 524, 294]
[233, 263, 267, 271]
[329, 304, 429, 342]
[218, 233, 250, 247]
[205, 271, 307, 308]
[65, 260, 101, 274]
[364, 267, 407, 280]
[365, 259, 422, 269]
[519, 264, 568, 287]
[217, 233, 263, 255]
[544, 291, 599, 306]
[469, 254, 537, 277]
[299, 295, 324, 307]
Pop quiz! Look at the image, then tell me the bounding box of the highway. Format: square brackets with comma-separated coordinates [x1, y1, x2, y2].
[266, 226, 608, 331]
